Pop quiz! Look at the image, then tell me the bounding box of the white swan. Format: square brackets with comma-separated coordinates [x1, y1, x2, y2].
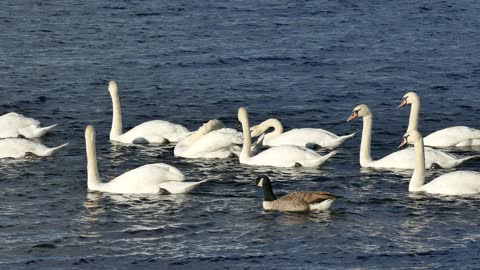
[399, 92, 480, 147]
[347, 104, 477, 169]
[174, 119, 243, 159]
[237, 107, 336, 167]
[0, 112, 57, 138]
[250, 118, 355, 149]
[399, 130, 480, 195]
[0, 138, 67, 159]
[108, 81, 189, 144]
[85, 125, 206, 194]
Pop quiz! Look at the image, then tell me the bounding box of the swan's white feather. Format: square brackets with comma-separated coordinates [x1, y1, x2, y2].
[0, 138, 67, 158]
[95, 163, 185, 194]
[424, 126, 480, 147]
[0, 112, 55, 138]
[266, 128, 355, 149]
[242, 145, 336, 167]
[369, 147, 477, 169]
[115, 120, 189, 144]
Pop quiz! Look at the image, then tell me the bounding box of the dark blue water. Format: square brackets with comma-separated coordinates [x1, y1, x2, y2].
[1, 0, 480, 269]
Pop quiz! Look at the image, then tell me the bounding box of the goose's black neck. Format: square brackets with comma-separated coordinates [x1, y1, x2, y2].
[262, 181, 277, 201]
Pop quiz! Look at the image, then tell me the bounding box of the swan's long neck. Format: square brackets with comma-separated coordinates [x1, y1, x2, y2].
[407, 100, 420, 132]
[110, 91, 123, 139]
[86, 134, 101, 189]
[410, 138, 426, 192]
[240, 117, 252, 161]
[360, 115, 373, 166]
[260, 119, 283, 141]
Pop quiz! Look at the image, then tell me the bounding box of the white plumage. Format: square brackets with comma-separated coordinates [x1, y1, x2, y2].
[0, 112, 57, 138]
[0, 138, 67, 159]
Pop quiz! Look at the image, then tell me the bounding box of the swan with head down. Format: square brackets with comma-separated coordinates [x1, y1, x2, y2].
[237, 107, 336, 168]
[250, 118, 355, 149]
[107, 81, 189, 144]
[399, 91, 480, 147]
[347, 104, 477, 170]
[0, 112, 57, 139]
[0, 138, 67, 159]
[85, 125, 207, 194]
[174, 119, 243, 159]
[399, 130, 480, 195]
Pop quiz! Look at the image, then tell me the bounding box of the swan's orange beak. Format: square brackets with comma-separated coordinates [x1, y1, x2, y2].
[397, 98, 407, 109]
[398, 137, 408, 148]
[347, 112, 358, 122]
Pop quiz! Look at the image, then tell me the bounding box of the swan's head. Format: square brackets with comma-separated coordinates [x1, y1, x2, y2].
[398, 92, 419, 108]
[399, 130, 422, 148]
[250, 124, 263, 137]
[237, 107, 248, 123]
[85, 125, 96, 142]
[255, 175, 271, 187]
[108, 80, 118, 94]
[347, 104, 371, 122]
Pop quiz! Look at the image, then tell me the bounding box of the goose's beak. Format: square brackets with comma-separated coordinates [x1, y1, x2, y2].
[398, 137, 408, 148]
[346, 112, 357, 122]
[397, 98, 407, 109]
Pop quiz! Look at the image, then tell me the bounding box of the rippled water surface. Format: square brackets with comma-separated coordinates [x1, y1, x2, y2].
[1, 0, 480, 269]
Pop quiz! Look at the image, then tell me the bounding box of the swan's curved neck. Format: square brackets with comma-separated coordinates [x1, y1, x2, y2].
[407, 99, 420, 132]
[240, 116, 252, 161]
[360, 115, 373, 166]
[410, 138, 426, 192]
[110, 91, 123, 139]
[259, 119, 283, 140]
[86, 135, 101, 189]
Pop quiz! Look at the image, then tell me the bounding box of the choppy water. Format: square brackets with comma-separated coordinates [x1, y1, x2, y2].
[1, 0, 480, 269]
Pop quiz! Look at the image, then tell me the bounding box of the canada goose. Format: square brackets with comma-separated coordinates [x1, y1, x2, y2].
[254, 176, 335, 212]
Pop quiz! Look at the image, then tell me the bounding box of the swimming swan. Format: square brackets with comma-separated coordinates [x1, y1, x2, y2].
[237, 107, 336, 167]
[0, 138, 67, 159]
[174, 119, 243, 159]
[85, 125, 206, 194]
[0, 112, 57, 138]
[250, 118, 355, 149]
[108, 81, 189, 144]
[255, 175, 335, 212]
[399, 130, 480, 195]
[347, 104, 476, 169]
[399, 92, 480, 147]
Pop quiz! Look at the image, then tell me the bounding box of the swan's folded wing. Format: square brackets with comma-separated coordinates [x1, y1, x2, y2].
[279, 192, 335, 204]
[187, 128, 242, 153]
[110, 163, 185, 187]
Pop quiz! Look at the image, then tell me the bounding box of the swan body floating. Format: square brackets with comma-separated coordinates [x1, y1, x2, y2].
[85, 125, 206, 194]
[108, 81, 189, 144]
[255, 176, 335, 212]
[250, 118, 355, 149]
[399, 92, 480, 147]
[347, 104, 477, 170]
[0, 138, 67, 159]
[400, 130, 480, 195]
[174, 119, 243, 159]
[237, 107, 336, 168]
[0, 112, 57, 139]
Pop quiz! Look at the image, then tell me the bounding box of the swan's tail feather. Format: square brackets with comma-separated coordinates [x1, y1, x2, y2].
[44, 142, 69, 156]
[326, 132, 356, 148]
[299, 150, 337, 167]
[453, 155, 480, 167]
[18, 124, 58, 138]
[160, 179, 209, 194]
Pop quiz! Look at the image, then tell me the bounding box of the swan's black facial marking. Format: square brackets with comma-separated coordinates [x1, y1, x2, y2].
[347, 109, 361, 122]
[236, 121, 242, 130]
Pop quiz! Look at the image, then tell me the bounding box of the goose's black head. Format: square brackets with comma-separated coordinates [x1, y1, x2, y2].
[255, 175, 271, 187]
